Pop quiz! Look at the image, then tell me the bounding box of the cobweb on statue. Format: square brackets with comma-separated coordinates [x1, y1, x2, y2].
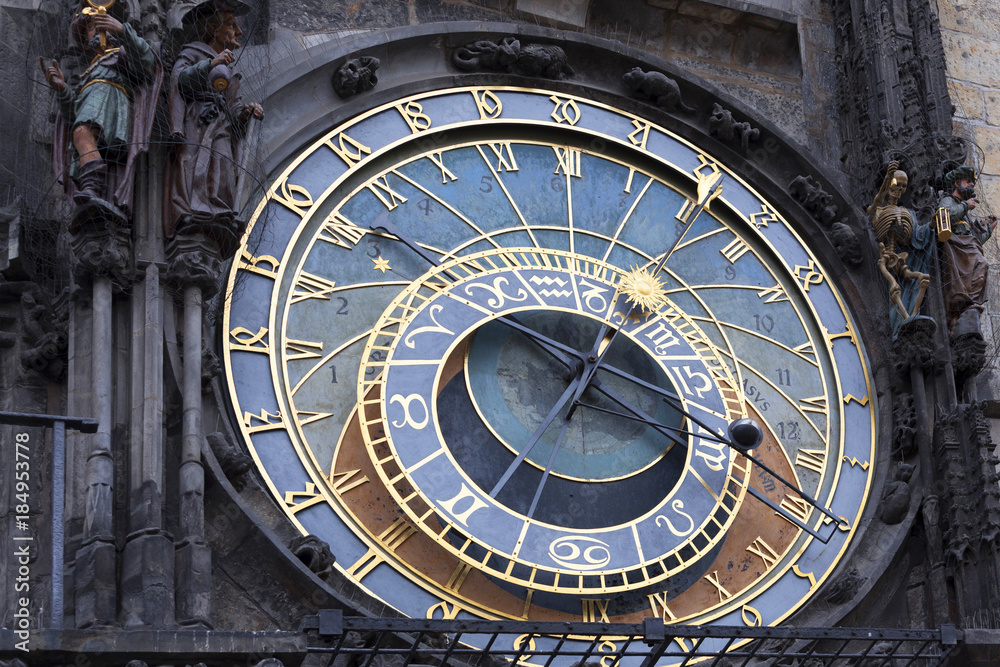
[3, 0, 272, 305]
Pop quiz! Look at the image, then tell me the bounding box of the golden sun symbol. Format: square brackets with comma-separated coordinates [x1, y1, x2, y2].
[620, 266, 667, 312]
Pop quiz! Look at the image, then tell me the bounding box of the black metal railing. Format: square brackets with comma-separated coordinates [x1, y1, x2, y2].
[301, 613, 960, 667]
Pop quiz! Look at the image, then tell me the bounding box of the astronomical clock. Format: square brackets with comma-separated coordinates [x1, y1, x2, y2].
[222, 82, 877, 662]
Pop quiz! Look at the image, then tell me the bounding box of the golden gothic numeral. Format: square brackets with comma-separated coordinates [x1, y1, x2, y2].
[627, 119, 651, 149]
[238, 250, 279, 279]
[272, 177, 313, 217]
[742, 605, 763, 626]
[749, 203, 779, 229]
[426, 600, 461, 619]
[471, 89, 503, 119]
[284, 482, 325, 514]
[396, 100, 432, 133]
[549, 95, 581, 125]
[229, 327, 269, 354]
[794, 259, 825, 292]
[243, 409, 283, 434]
[325, 132, 371, 166]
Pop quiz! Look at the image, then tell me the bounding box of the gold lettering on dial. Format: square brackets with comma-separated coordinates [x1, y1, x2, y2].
[344, 518, 417, 581]
[800, 395, 828, 413]
[436, 483, 489, 526]
[272, 177, 313, 218]
[793, 563, 817, 587]
[318, 211, 366, 248]
[396, 100, 432, 133]
[704, 570, 732, 603]
[285, 338, 323, 360]
[627, 119, 651, 150]
[367, 174, 408, 210]
[745, 536, 779, 569]
[243, 409, 283, 434]
[794, 448, 827, 475]
[296, 411, 331, 426]
[553, 146, 582, 177]
[325, 132, 371, 167]
[581, 598, 611, 622]
[549, 95, 581, 125]
[427, 152, 458, 184]
[794, 259, 825, 292]
[749, 203, 779, 229]
[291, 272, 337, 304]
[471, 90, 503, 119]
[329, 468, 369, 495]
[777, 496, 813, 526]
[229, 327, 269, 354]
[486, 142, 519, 172]
[578, 279, 610, 314]
[548, 536, 611, 570]
[426, 600, 461, 619]
[720, 237, 750, 264]
[238, 250, 279, 279]
[756, 284, 788, 303]
[446, 561, 474, 592]
[464, 276, 529, 309]
[693, 436, 728, 472]
[284, 481, 325, 514]
[655, 499, 695, 536]
[647, 591, 678, 621]
[742, 605, 763, 626]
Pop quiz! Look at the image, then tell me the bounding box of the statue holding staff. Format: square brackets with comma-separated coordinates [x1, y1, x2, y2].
[39, 1, 161, 220]
[165, 0, 263, 257]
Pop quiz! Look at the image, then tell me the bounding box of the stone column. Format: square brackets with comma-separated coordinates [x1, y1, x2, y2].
[167, 230, 222, 627]
[69, 215, 131, 628]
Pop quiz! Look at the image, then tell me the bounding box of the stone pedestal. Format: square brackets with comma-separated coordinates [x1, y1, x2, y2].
[74, 540, 116, 627]
[175, 541, 213, 627]
[122, 532, 175, 627]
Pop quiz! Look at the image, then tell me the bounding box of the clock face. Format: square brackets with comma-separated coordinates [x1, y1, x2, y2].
[223, 86, 876, 662]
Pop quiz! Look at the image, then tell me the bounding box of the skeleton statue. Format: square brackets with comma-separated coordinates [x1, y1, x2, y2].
[869, 161, 931, 324]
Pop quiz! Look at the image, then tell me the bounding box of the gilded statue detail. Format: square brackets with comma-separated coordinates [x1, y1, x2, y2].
[868, 161, 933, 333]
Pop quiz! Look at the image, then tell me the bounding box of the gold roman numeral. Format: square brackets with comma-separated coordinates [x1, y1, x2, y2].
[795, 448, 827, 475]
[426, 152, 458, 184]
[745, 536, 779, 569]
[329, 468, 369, 495]
[291, 272, 337, 303]
[756, 284, 787, 303]
[647, 591, 678, 621]
[704, 571, 732, 603]
[553, 146, 582, 177]
[581, 598, 610, 622]
[344, 518, 417, 581]
[285, 338, 323, 360]
[318, 211, 366, 248]
[446, 562, 474, 592]
[367, 175, 408, 210]
[486, 142, 519, 172]
[777, 496, 813, 526]
[720, 238, 750, 264]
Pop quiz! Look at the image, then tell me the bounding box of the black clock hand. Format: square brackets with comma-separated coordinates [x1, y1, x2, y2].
[370, 220, 580, 370]
[526, 417, 571, 519]
[581, 380, 841, 534]
[489, 370, 586, 498]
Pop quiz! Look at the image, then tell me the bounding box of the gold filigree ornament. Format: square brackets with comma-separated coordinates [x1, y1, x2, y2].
[620, 265, 667, 312]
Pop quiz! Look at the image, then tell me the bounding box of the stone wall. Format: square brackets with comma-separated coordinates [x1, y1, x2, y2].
[937, 1, 1000, 388]
[265, 0, 842, 170]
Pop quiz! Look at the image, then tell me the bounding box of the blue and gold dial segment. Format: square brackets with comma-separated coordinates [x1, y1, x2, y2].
[223, 87, 876, 659]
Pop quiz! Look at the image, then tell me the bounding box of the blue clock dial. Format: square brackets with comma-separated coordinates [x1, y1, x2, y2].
[222, 87, 877, 663]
